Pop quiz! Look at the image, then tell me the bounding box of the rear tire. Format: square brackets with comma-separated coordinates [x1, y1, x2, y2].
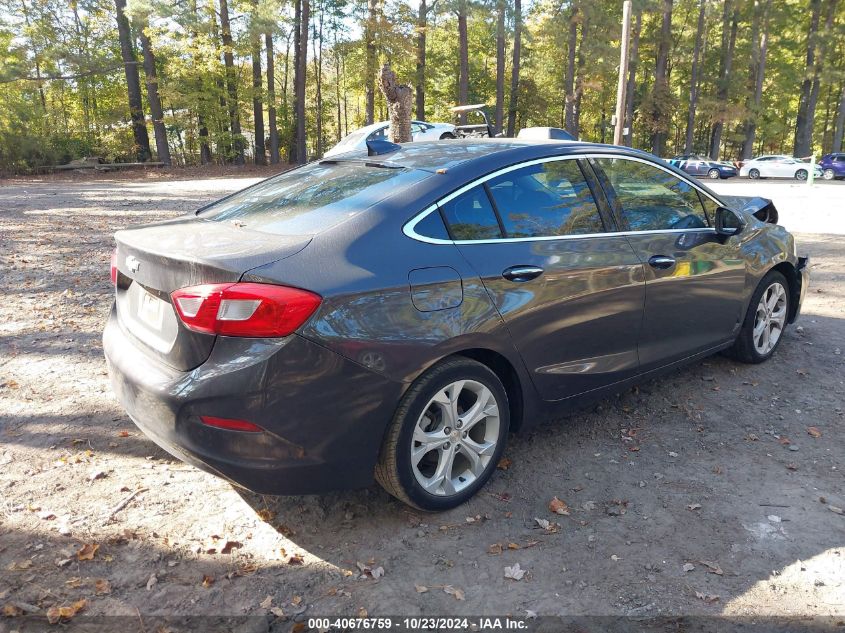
[749, 168, 760, 179]
[727, 270, 790, 364]
[439, 132, 456, 140]
[795, 169, 808, 181]
[708, 168, 721, 179]
[375, 358, 509, 511]
[823, 168, 834, 180]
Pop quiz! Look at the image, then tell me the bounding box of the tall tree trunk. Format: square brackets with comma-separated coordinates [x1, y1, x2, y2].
[456, 0, 469, 124]
[266, 32, 280, 164]
[494, 0, 505, 133]
[505, 0, 521, 137]
[295, 0, 309, 163]
[334, 32, 343, 142]
[742, 0, 771, 159]
[138, 22, 171, 165]
[564, 5, 578, 135]
[650, 0, 673, 156]
[573, 12, 589, 138]
[709, 0, 738, 159]
[684, 0, 706, 154]
[415, 0, 427, 120]
[312, 1, 324, 157]
[251, 3, 266, 166]
[364, 0, 378, 124]
[833, 82, 845, 153]
[799, 0, 838, 156]
[379, 64, 413, 142]
[220, 0, 244, 165]
[190, 0, 211, 164]
[114, 0, 151, 161]
[210, 1, 230, 161]
[793, 0, 822, 157]
[290, 0, 300, 162]
[623, 8, 641, 146]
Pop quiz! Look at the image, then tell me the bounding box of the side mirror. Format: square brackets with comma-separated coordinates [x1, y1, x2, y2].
[715, 206, 744, 236]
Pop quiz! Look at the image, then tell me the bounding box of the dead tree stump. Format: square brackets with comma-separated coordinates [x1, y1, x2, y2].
[378, 64, 413, 143]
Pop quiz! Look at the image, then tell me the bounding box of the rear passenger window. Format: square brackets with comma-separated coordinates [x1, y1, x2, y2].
[594, 157, 709, 231]
[486, 160, 605, 237]
[439, 186, 503, 240]
[413, 209, 450, 240]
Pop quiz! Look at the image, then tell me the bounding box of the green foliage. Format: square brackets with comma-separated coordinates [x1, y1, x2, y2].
[0, 0, 843, 173]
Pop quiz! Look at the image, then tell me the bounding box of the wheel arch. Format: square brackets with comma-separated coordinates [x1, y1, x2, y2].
[452, 348, 527, 433]
[770, 261, 801, 323]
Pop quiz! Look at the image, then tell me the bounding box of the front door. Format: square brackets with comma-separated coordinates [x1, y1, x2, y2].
[590, 156, 746, 371]
[437, 157, 646, 401]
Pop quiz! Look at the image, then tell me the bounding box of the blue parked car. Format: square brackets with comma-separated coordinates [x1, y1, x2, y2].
[666, 155, 738, 180]
[819, 153, 845, 180]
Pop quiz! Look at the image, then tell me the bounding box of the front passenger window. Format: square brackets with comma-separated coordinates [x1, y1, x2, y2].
[594, 158, 709, 231]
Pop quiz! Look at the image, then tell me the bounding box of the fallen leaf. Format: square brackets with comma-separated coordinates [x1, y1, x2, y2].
[6, 560, 33, 571]
[291, 596, 302, 606]
[682, 563, 695, 572]
[699, 560, 724, 576]
[828, 505, 844, 516]
[221, 541, 242, 555]
[65, 577, 83, 588]
[504, 563, 526, 581]
[357, 607, 368, 617]
[778, 437, 791, 446]
[76, 543, 99, 561]
[695, 592, 720, 604]
[507, 542, 520, 550]
[201, 575, 214, 588]
[46, 599, 86, 624]
[94, 579, 111, 595]
[288, 554, 304, 566]
[146, 573, 158, 591]
[549, 496, 570, 515]
[118, 430, 130, 437]
[534, 517, 559, 532]
[3, 603, 23, 617]
[260, 595, 273, 609]
[488, 543, 503, 555]
[415, 584, 428, 593]
[270, 607, 285, 617]
[443, 585, 465, 600]
[786, 462, 798, 471]
[291, 623, 306, 633]
[807, 427, 822, 438]
[257, 509, 276, 522]
[687, 503, 702, 511]
[497, 457, 512, 470]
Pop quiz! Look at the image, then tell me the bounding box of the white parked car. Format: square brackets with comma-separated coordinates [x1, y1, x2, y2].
[739, 155, 823, 181]
[324, 120, 456, 157]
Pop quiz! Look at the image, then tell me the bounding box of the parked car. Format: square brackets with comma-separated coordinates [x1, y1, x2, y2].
[324, 120, 456, 157]
[666, 155, 738, 179]
[819, 152, 845, 180]
[739, 155, 823, 180]
[517, 127, 576, 141]
[105, 139, 808, 511]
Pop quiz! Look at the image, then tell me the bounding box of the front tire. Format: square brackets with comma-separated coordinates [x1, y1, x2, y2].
[749, 168, 760, 179]
[727, 271, 790, 364]
[823, 168, 834, 180]
[375, 358, 509, 511]
[795, 169, 808, 181]
[708, 168, 721, 179]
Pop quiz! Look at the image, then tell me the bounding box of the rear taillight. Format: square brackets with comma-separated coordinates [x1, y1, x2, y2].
[110, 249, 118, 286]
[171, 282, 321, 337]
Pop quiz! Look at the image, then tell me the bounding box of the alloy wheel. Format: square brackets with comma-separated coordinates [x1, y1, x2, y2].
[410, 379, 500, 497]
[708, 169, 720, 179]
[749, 169, 760, 179]
[795, 169, 808, 181]
[753, 282, 787, 355]
[823, 168, 834, 180]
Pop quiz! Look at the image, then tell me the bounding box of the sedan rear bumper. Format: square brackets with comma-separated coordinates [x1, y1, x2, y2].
[103, 306, 404, 495]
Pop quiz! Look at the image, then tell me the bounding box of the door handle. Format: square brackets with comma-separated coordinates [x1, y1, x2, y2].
[502, 265, 544, 282]
[648, 255, 676, 270]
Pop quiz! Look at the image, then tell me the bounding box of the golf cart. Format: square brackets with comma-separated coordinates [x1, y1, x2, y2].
[450, 104, 497, 138]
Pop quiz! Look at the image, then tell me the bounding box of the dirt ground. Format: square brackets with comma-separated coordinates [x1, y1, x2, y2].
[1, 172, 844, 630]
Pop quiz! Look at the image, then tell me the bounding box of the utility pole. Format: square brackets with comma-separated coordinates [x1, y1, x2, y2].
[613, 0, 632, 146]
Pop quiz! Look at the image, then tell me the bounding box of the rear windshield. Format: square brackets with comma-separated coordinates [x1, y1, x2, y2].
[199, 161, 425, 235]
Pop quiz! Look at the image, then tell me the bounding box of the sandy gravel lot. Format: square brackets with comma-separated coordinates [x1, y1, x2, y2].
[1, 171, 844, 629]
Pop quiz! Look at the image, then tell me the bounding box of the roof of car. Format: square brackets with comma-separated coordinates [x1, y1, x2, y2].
[329, 138, 654, 173]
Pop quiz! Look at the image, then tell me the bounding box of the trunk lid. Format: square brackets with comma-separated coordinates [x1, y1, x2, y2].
[113, 217, 312, 371]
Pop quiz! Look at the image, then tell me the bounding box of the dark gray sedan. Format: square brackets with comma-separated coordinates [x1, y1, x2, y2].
[104, 140, 808, 511]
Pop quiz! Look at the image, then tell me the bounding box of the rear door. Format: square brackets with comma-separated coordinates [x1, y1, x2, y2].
[434, 157, 646, 401]
[590, 156, 746, 371]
